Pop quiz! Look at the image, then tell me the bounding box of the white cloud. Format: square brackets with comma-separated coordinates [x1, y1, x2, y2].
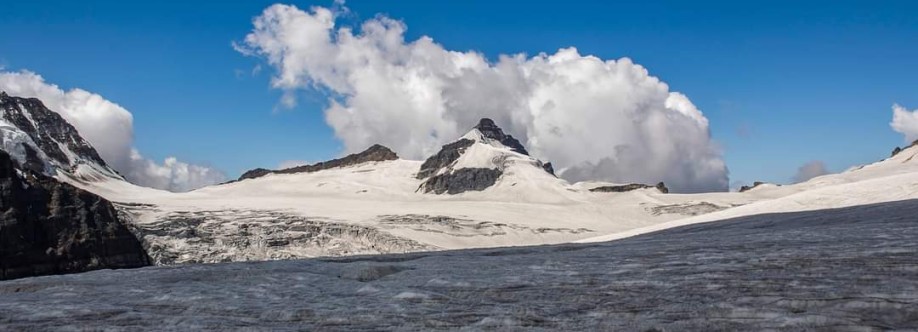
[792, 160, 830, 183]
[891, 104, 918, 143]
[277, 159, 309, 169]
[237, 4, 728, 192]
[126, 149, 227, 192]
[0, 70, 225, 191]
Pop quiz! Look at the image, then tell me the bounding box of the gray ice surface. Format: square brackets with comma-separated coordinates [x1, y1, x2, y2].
[2, 199, 917, 330]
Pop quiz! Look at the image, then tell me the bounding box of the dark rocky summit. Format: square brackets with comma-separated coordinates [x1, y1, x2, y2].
[474, 118, 528, 155]
[237, 144, 399, 181]
[590, 182, 669, 194]
[0, 92, 113, 173]
[416, 139, 475, 179]
[416, 118, 557, 194]
[418, 168, 502, 194]
[0, 150, 150, 280]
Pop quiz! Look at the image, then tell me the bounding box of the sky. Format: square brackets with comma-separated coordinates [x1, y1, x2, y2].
[0, 0, 916, 191]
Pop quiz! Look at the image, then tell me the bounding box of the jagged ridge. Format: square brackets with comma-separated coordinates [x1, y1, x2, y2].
[238, 144, 399, 181]
[590, 182, 669, 194]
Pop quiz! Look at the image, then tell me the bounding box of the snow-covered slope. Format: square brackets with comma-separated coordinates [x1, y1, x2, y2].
[56, 118, 758, 265]
[580, 143, 918, 243]
[6, 91, 917, 267]
[61, 115, 918, 265]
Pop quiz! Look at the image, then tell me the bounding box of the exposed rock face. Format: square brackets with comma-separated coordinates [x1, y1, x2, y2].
[416, 139, 474, 179]
[418, 168, 502, 194]
[237, 168, 272, 181]
[474, 118, 528, 155]
[0, 150, 150, 280]
[0, 92, 117, 177]
[237, 144, 399, 181]
[739, 181, 766, 193]
[590, 182, 669, 194]
[541, 162, 555, 176]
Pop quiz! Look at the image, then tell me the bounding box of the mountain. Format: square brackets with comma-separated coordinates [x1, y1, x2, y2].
[6, 91, 918, 279]
[0, 92, 149, 280]
[65, 117, 707, 265]
[0, 91, 121, 181]
[416, 118, 556, 194]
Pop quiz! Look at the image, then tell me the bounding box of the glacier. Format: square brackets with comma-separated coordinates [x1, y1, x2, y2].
[1, 198, 916, 330]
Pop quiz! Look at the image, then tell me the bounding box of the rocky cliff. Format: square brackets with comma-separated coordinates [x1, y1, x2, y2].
[0, 150, 150, 280]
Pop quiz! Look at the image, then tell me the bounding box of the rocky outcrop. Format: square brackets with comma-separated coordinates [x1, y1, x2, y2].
[416, 139, 475, 179]
[541, 162, 555, 176]
[590, 182, 669, 194]
[739, 181, 766, 193]
[418, 168, 502, 194]
[237, 144, 399, 181]
[474, 118, 529, 155]
[237, 168, 272, 181]
[0, 150, 150, 280]
[891, 140, 918, 157]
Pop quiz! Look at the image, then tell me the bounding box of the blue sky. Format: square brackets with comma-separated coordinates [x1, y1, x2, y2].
[1, 0, 916, 188]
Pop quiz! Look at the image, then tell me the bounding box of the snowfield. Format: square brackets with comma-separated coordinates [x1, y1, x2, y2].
[1, 198, 916, 330]
[56, 139, 918, 266]
[62, 157, 755, 265]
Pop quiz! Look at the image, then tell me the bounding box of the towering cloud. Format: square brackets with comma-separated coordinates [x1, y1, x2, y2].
[891, 104, 918, 143]
[0, 70, 225, 192]
[237, 4, 728, 192]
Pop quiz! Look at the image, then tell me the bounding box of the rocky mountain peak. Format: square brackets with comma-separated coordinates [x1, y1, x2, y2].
[0, 93, 120, 179]
[416, 118, 556, 194]
[473, 118, 529, 155]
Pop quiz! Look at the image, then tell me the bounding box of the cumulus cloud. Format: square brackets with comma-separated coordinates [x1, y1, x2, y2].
[237, 4, 728, 192]
[0, 70, 225, 191]
[792, 160, 830, 183]
[891, 104, 918, 143]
